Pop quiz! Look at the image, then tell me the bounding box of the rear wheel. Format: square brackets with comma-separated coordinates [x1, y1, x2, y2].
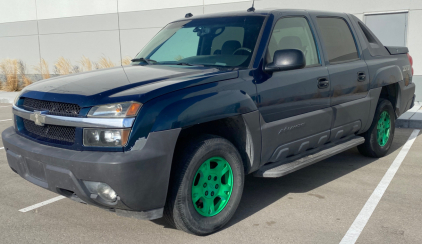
[164, 135, 244, 235]
[358, 99, 395, 158]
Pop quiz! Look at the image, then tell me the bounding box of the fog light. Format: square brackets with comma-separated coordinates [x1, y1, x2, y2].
[97, 183, 117, 202]
[84, 181, 118, 202]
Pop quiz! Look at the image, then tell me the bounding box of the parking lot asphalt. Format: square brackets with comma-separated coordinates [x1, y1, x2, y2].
[0, 103, 421, 244]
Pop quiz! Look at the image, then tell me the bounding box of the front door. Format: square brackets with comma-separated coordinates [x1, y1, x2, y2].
[257, 14, 332, 164]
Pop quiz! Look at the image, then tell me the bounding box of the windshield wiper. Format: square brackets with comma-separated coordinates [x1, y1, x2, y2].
[131, 58, 156, 65]
[174, 62, 204, 67]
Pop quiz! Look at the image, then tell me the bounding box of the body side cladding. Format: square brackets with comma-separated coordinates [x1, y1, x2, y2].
[241, 111, 262, 173]
[359, 87, 382, 133]
[260, 108, 333, 165]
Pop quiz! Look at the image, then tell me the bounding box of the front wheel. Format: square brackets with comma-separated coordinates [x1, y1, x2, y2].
[358, 99, 395, 158]
[164, 135, 244, 235]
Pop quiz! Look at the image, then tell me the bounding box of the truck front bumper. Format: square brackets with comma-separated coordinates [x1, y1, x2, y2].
[2, 126, 180, 220]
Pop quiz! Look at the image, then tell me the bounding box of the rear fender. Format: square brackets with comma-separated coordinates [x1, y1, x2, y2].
[370, 65, 403, 89]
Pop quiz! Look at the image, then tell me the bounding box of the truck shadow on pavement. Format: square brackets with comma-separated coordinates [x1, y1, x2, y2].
[152, 129, 412, 232]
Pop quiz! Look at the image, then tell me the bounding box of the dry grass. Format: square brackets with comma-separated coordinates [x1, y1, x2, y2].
[54, 57, 74, 75]
[0, 59, 19, 91]
[1, 55, 120, 90]
[34, 58, 51, 79]
[18, 60, 32, 87]
[97, 56, 115, 69]
[121, 56, 132, 66]
[79, 56, 93, 72]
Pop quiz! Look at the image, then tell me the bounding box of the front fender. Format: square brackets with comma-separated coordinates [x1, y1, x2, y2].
[152, 90, 256, 131]
[125, 77, 258, 150]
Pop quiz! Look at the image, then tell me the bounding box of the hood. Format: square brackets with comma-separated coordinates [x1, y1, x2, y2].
[21, 65, 238, 107]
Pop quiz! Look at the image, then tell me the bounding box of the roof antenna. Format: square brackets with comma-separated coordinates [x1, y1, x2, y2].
[247, 0, 255, 12]
[185, 13, 193, 18]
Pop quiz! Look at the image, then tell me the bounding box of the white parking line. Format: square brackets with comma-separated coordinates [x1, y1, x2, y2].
[0, 147, 4, 150]
[19, 196, 66, 213]
[0, 106, 11, 108]
[0, 119, 12, 122]
[340, 129, 420, 244]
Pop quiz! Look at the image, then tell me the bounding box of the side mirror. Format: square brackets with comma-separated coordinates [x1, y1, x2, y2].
[264, 49, 306, 73]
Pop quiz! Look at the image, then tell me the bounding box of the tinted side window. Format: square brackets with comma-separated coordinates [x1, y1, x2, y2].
[358, 22, 378, 44]
[355, 20, 389, 56]
[316, 17, 359, 63]
[267, 17, 319, 66]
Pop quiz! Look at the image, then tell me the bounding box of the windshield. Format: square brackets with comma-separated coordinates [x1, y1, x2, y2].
[133, 16, 266, 68]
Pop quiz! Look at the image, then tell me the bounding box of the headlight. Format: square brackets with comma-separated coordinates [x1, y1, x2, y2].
[88, 102, 142, 118]
[83, 128, 130, 147]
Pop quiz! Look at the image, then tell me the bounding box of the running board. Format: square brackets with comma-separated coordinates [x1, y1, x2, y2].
[254, 136, 365, 178]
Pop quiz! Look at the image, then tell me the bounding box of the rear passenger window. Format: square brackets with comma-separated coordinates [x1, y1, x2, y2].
[316, 17, 359, 63]
[267, 17, 320, 67]
[358, 22, 378, 45]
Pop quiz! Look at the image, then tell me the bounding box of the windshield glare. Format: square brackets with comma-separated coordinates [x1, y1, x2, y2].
[134, 16, 265, 68]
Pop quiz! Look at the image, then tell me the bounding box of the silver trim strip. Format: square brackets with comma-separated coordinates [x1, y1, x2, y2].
[13, 106, 135, 128]
[363, 10, 409, 16]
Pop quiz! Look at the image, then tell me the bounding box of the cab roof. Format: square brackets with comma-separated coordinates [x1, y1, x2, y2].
[172, 9, 346, 22]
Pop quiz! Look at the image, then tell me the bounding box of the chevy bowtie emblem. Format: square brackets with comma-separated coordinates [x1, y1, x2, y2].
[30, 110, 47, 126]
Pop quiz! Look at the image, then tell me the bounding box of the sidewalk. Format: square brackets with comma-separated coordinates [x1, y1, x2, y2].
[396, 102, 422, 128]
[0, 91, 18, 104]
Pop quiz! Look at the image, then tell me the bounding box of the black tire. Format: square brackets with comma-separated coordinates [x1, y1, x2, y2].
[358, 99, 395, 158]
[164, 135, 244, 236]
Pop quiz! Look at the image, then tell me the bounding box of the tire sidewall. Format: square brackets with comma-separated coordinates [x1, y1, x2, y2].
[174, 138, 244, 235]
[369, 100, 395, 157]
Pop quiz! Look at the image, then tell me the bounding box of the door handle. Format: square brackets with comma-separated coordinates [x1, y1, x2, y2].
[317, 77, 329, 89]
[357, 71, 366, 82]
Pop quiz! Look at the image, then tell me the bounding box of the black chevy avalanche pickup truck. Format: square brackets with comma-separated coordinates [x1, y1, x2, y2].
[2, 9, 416, 235]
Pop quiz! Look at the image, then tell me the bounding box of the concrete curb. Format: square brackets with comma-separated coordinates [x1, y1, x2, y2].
[396, 102, 422, 129]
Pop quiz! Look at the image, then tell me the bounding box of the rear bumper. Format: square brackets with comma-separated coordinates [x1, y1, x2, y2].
[2, 126, 180, 219]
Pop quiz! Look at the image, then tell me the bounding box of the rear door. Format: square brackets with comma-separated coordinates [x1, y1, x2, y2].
[310, 13, 370, 141]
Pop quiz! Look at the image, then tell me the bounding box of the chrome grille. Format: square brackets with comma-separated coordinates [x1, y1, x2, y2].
[23, 98, 81, 117]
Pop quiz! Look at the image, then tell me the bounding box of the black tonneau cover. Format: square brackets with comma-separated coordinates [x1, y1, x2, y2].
[385, 46, 409, 55]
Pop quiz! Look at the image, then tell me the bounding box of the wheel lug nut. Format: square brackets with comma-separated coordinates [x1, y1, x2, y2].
[208, 176, 211, 180]
[211, 192, 214, 196]
[215, 184, 219, 189]
[203, 183, 207, 188]
[214, 176, 217, 181]
[205, 191, 208, 196]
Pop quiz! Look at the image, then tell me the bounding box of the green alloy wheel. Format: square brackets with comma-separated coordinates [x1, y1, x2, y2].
[164, 135, 244, 235]
[191, 157, 233, 217]
[358, 99, 395, 158]
[377, 111, 391, 146]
